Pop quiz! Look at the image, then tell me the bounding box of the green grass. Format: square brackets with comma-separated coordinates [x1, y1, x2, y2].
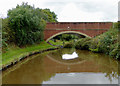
[2, 41, 56, 66]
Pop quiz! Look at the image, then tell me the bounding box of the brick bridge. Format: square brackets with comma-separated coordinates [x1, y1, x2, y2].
[44, 22, 113, 42]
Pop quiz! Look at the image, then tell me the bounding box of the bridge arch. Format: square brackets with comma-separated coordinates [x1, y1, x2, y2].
[46, 31, 91, 42]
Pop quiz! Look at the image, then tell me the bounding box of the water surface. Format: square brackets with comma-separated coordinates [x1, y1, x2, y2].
[2, 48, 118, 84]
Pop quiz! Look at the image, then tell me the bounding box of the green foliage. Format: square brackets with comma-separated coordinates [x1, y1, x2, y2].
[89, 48, 99, 53]
[2, 18, 15, 43]
[88, 40, 99, 53]
[62, 34, 72, 41]
[62, 34, 78, 41]
[42, 9, 58, 22]
[2, 18, 9, 50]
[75, 38, 91, 49]
[109, 44, 120, 59]
[7, 3, 46, 46]
[64, 42, 74, 48]
[53, 34, 79, 41]
[99, 34, 112, 54]
[48, 40, 63, 46]
[6, 2, 58, 46]
[2, 31, 8, 50]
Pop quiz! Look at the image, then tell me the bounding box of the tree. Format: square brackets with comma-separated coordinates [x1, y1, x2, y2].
[7, 3, 46, 46]
[2, 18, 15, 43]
[42, 9, 58, 22]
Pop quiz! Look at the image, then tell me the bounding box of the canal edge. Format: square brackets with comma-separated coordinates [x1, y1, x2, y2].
[1, 47, 59, 71]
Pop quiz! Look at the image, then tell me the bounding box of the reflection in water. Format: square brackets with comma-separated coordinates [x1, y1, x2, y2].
[43, 73, 118, 84]
[2, 48, 118, 84]
[62, 52, 78, 60]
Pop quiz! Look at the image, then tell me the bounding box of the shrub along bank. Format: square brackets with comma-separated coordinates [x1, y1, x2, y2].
[3, 3, 57, 47]
[64, 23, 120, 59]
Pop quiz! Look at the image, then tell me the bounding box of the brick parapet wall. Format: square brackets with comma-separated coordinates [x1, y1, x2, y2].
[44, 22, 113, 41]
[46, 22, 113, 30]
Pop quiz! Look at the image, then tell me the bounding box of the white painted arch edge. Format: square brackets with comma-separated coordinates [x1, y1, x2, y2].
[46, 31, 91, 42]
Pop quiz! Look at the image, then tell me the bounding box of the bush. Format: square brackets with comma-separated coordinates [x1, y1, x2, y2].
[109, 44, 120, 59]
[7, 3, 46, 46]
[110, 48, 120, 59]
[75, 37, 91, 49]
[2, 18, 15, 43]
[98, 33, 114, 54]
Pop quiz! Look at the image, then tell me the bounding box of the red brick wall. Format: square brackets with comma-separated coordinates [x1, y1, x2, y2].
[44, 22, 113, 41]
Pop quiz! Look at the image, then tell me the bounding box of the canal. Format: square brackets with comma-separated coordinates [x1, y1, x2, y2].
[2, 48, 118, 84]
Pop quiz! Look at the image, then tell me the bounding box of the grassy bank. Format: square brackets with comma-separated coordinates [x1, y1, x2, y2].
[64, 23, 120, 59]
[2, 41, 57, 69]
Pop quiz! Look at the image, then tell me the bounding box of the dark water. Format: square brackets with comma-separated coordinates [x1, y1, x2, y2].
[2, 48, 118, 84]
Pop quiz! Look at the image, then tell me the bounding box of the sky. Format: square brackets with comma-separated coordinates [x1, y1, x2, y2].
[0, 0, 119, 22]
